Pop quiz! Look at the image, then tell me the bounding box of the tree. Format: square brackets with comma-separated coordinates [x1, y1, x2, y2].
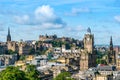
[48, 52, 53, 60]
[0, 66, 27, 80]
[6, 49, 17, 55]
[25, 65, 40, 80]
[96, 59, 107, 65]
[29, 48, 35, 55]
[65, 42, 71, 49]
[0, 66, 41, 80]
[53, 72, 75, 80]
[19, 55, 26, 60]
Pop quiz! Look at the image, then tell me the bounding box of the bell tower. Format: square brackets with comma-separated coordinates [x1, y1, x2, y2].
[83, 27, 94, 53]
[7, 27, 11, 42]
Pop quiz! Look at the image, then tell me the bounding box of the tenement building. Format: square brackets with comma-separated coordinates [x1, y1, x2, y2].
[116, 47, 120, 70]
[18, 41, 32, 55]
[0, 54, 18, 66]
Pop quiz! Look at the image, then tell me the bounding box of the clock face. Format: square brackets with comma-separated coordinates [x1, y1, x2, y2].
[87, 38, 90, 41]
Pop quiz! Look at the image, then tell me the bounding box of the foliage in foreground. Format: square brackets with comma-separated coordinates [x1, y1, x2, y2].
[0, 65, 40, 80]
[25, 65, 40, 80]
[0, 66, 27, 80]
[53, 72, 75, 80]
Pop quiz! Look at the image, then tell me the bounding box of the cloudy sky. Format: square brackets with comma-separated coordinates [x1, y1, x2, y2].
[0, 0, 120, 45]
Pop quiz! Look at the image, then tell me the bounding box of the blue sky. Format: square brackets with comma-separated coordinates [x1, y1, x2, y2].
[0, 0, 120, 45]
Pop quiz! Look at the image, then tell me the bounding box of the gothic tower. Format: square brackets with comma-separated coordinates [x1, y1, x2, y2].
[110, 36, 113, 51]
[83, 27, 94, 53]
[108, 36, 116, 65]
[7, 27, 11, 42]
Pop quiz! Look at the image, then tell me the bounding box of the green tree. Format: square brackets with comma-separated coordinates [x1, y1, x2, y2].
[0, 66, 27, 80]
[65, 42, 71, 49]
[19, 55, 26, 60]
[51, 41, 63, 47]
[6, 49, 17, 55]
[48, 52, 53, 60]
[96, 59, 107, 65]
[25, 65, 40, 80]
[53, 72, 75, 80]
[29, 48, 35, 55]
[101, 59, 107, 64]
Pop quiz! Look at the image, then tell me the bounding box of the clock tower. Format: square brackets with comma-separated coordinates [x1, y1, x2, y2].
[83, 27, 94, 53]
[80, 27, 96, 71]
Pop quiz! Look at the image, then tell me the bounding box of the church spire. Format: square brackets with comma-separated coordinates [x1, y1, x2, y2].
[7, 27, 11, 42]
[8, 27, 10, 35]
[110, 36, 113, 51]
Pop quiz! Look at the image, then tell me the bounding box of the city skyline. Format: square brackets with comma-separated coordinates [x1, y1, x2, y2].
[0, 0, 120, 45]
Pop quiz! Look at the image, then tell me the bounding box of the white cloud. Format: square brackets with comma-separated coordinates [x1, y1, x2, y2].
[65, 8, 90, 16]
[33, 23, 65, 30]
[35, 5, 56, 22]
[67, 25, 86, 32]
[0, 23, 4, 31]
[114, 15, 120, 22]
[14, 15, 29, 24]
[49, 0, 83, 5]
[14, 5, 66, 29]
[72, 8, 90, 13]
[41, 23, 64, 29]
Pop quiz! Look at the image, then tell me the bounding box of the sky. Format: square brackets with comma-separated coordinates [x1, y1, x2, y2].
[0, 0, 120, 45]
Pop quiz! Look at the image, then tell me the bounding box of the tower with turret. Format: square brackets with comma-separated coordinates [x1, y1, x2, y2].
[83, 27, 94, 53]
[80, 27, 96, 70]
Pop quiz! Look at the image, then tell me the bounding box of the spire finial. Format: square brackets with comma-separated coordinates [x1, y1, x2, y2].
[7, 27, 11, 42]
[8, 27, 10, 34]
[110, 36, 113, 51]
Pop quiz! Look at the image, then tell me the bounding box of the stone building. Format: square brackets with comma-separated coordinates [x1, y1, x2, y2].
[39, 34, 57, 41]
[6, 28, 34, 55]
[116, 51, 120, 70]
[83, 27, 94, 53]
[0, 43, 7, 54]
[0, 54, 18, 66]
[114, 46, 120, 69]
[7, 40, 33, 55]
[18, 41, 32, 55]
[93, 74, 113, 80]
[55, 28, 96, 71]
[6, 28, 19, 52]
[80, 27, 96, 71]
[7, 41, 18, 52]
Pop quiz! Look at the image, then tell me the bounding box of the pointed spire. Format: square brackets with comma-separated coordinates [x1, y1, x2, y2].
[110, 36, 113, 51]
[7, 27, 11, 42]
[8, 27, 10, 35]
